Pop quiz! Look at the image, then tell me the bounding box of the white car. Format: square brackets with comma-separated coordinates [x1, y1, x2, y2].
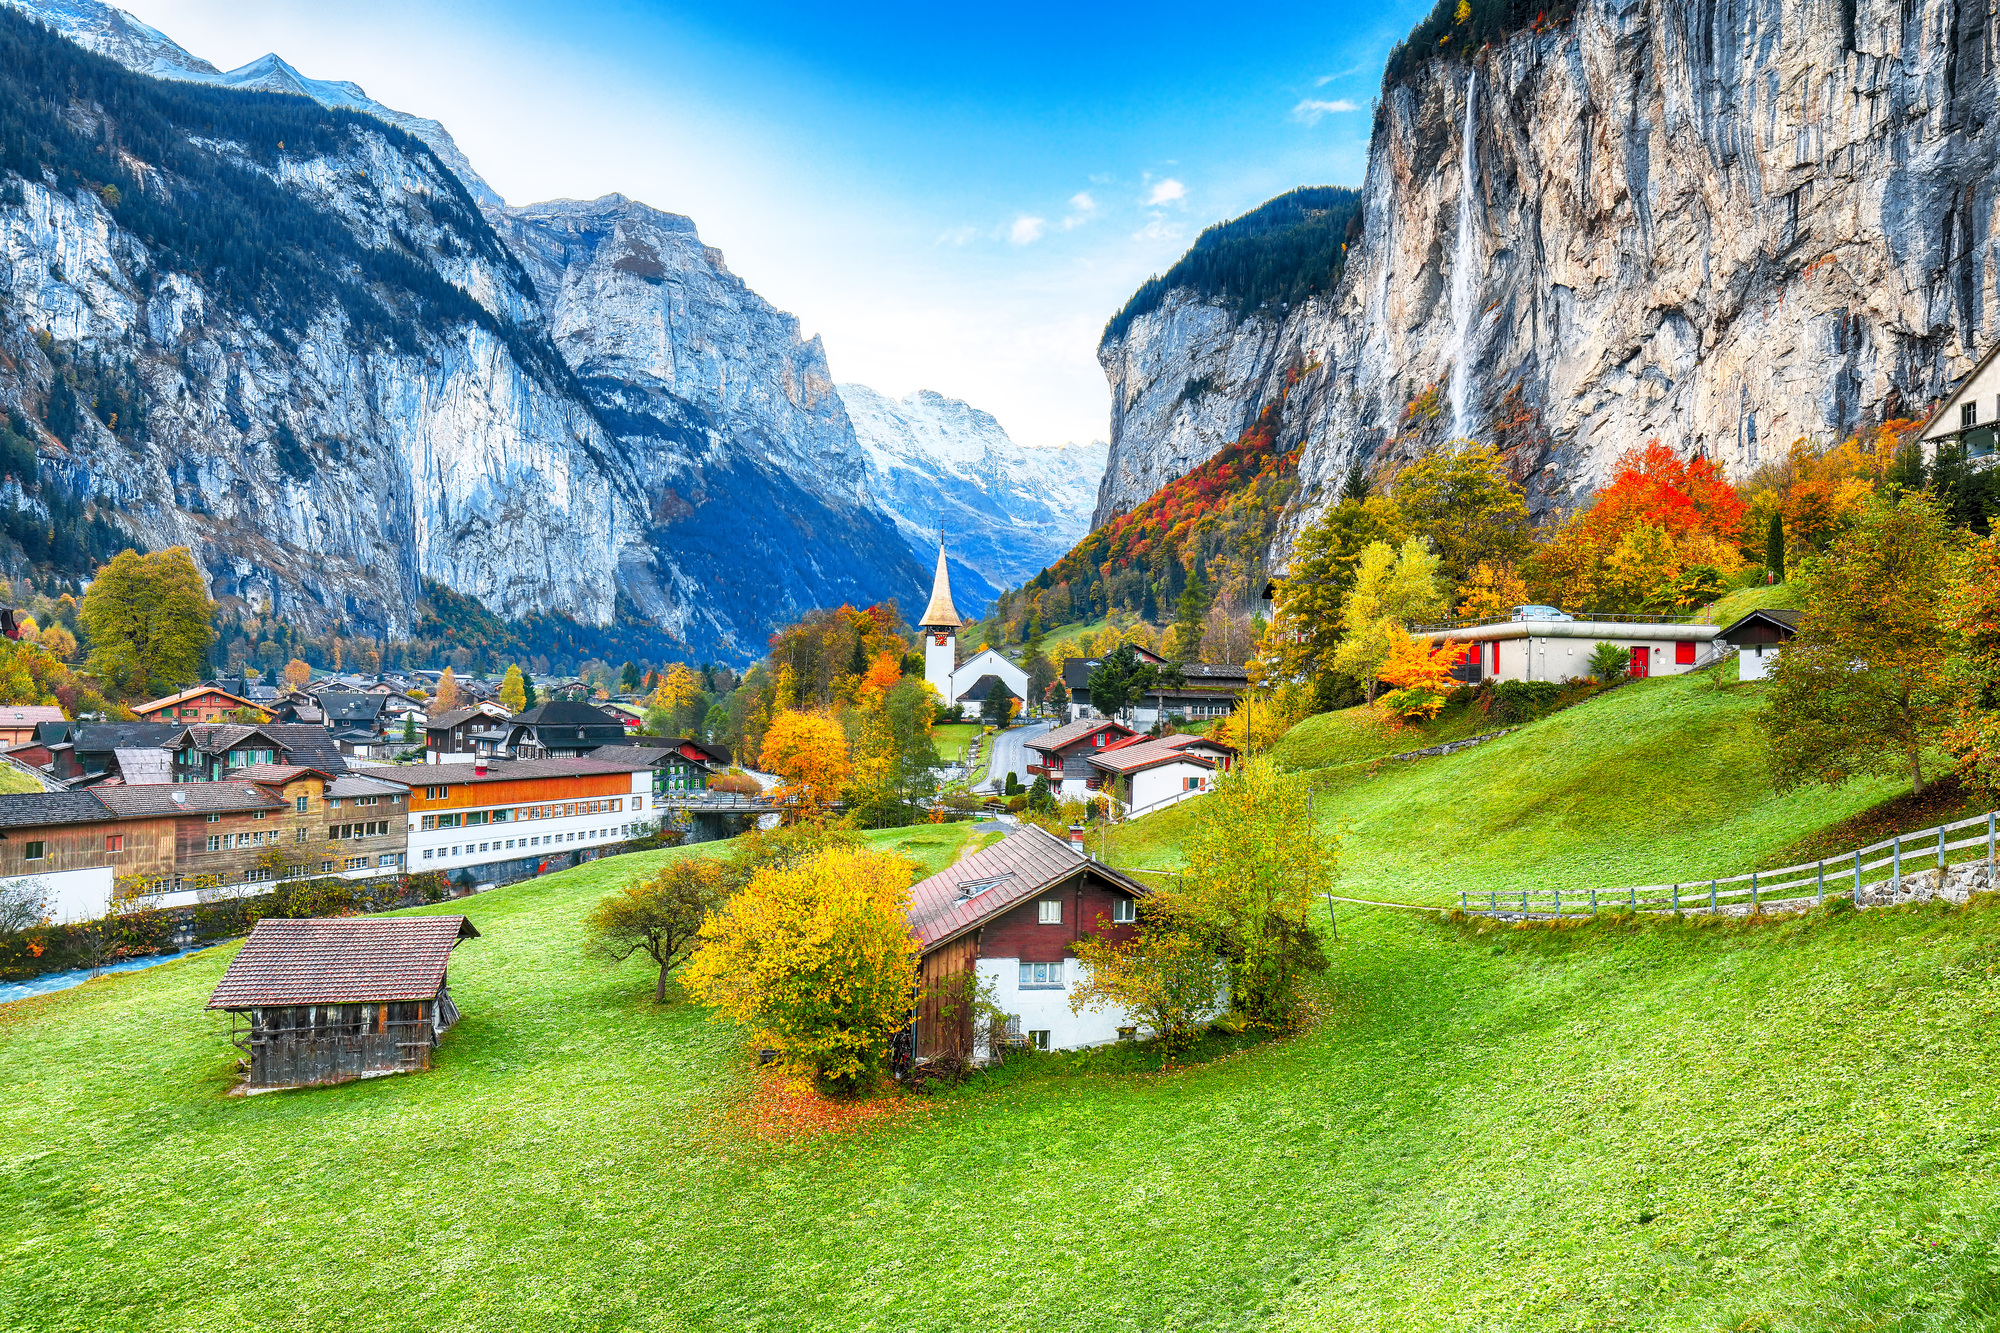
[1509, 604, 1575, 622]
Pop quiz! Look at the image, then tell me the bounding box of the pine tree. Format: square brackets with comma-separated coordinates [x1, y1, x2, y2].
[1766, 511, 1786, 582]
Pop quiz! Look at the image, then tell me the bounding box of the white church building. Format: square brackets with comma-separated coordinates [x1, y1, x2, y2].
[920, 546, 1030, 710]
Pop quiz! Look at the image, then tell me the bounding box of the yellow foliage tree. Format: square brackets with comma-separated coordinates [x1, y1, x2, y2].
[761, 709, 853, 822]
[1454, 562, 1528, 621]
[37, 623, 76, 661]
[499, 664, 527, 714]
[78, 546, 216, 699]
[282, 658, 311, 691]
[433, 666, 461, 715]
[682, 846, 919, 1094]
[652, 662, 700, 712]
[1330, 538, 1447, 702]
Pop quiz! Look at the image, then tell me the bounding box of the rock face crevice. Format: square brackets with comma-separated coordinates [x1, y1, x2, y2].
[1100, 0, 2000, 566]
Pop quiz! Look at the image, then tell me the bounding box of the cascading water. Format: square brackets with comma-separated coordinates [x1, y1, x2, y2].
[1448, 66, 1480, 443]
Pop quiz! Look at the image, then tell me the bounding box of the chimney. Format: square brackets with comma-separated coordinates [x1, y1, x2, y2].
[1067, 824, 1085, 855]
[474, 758, 487, 777]
[171, 790, 187, 805]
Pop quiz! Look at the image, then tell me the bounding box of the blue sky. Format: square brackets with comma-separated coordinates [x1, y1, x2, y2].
[125, 0, 1436, 448]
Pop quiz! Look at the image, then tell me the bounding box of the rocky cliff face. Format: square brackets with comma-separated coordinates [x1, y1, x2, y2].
[0, 0, 926, 664]
[839, 383, 1104, 602]
[1102, 0, 2000, 560]
[490, 195, 927, 647]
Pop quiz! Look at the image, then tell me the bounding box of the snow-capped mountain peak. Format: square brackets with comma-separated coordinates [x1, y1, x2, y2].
[840, 384, 1106, 597]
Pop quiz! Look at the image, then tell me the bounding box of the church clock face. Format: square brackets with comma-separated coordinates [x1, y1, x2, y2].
[933, 633, 948, 646]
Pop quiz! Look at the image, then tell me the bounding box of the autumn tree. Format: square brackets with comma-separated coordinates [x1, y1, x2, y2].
[1086, 643, 1181, 722]
[37, 623, 76, 661]
[683, 846, 919, 1095]
[1165, 756, 1337, 1027]
[432, 666, 462, 715]
[979, 682, 1019, 729]
[283, 657, 312, 692]
[79, 547, 215, 698]
[1330, 538, 1447, 702]
[1069, 908, 1227, 1052]
[1765, 494, 1957, 796]
[846, 675, 941, 827]
[1453, 561, 1528, 620]
[761, 709, 853, 822]
[1375, 631, 1467, 720]
[587, 859, 726, 1003]
[1254, 496, 1403, 693]
[498, 664, 527, 714]
[1945, 536, 2000, 798]
[1390, 445, 1532, 587]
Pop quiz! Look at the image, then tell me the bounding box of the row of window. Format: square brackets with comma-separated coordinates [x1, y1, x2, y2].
[206, 829, 305, 851]
[419, 824, 637, 860]
[244, 854, 405, 881]
[419, 798, 628, 831]
[330, 821, 392, 840]
[1031, 898, 1136, 925]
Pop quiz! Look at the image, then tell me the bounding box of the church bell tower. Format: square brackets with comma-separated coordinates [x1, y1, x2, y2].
[919, 543, 961, 704]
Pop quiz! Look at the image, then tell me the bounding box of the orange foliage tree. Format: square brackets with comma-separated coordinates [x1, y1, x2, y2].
[1374, 629, 1467, 721]
[761, 709, 853, 822]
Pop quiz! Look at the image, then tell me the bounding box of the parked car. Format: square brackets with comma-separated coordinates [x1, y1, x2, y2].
[1510, 605, 1575, 622]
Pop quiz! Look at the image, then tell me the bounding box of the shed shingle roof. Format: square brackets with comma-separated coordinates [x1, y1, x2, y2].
[366, 755, 652, 788]
[906, 825, 1147, 951]
[206, 916, 479, 1008]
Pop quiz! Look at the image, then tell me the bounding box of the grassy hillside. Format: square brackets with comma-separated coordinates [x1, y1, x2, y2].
[1114, 665, 1906, 903]
[1702, 578, 1798, 626]
[7, 838, 2000, 1329]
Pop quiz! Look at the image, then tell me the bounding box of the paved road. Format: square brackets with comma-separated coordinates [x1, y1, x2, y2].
[977, 718, 1052, 794]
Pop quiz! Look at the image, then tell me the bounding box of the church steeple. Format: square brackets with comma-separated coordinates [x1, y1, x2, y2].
[919, 543, 962, 630]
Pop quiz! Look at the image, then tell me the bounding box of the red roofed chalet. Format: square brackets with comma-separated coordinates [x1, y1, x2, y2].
[907, 825, 1162, 1059]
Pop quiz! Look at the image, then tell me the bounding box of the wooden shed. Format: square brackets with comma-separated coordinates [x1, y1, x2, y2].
[206, 916, 478, 1091]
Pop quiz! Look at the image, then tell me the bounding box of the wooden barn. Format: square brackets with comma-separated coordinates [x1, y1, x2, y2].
[906, 825, 1151, 1059]
[206, 916, 478, 1091]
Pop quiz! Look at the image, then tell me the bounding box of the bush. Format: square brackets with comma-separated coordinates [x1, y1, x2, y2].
[1487, 679, 1561, 724]
[1006, 795, 1027, 812]
[1587, 642, 1632, 684]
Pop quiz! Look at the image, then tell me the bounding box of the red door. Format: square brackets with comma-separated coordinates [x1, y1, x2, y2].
[1628, 646, 1649, 678]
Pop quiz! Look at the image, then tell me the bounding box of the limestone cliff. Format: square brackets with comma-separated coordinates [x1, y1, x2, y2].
[1101, 0, 2000, 562]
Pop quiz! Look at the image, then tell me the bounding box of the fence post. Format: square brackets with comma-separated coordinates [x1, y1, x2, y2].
[1553, 888, 1560, 917]
[1709, 879, 1716, 911]
[1940, 824, 1948, 872]
[1460, 890, 1466, 911]
[1590, 888, 1598, 915]
[1629, 882, 1637, 909]
[1490, 890, 1497, 913]
[1817, 861, 1824, 906]
[1521, 888, 1529, 914]
[1990, 812, 1996, 880]
[1751, 871, 1759, 910]
[1854, 848, 1862, 904]
[1893, 836, 1901, 895]
[1672, 882, 1679, 911]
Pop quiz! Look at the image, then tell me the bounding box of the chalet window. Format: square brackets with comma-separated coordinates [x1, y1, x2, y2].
[1112, 897, 1136, 924]
[378, 854, 398, 868]
[490, 809, 509, 823]
[106, 834, 123, 852]
[206, 835, 220, 852]
[320, 861, 333, 874]
[422, 849, 433, 860]
[1028, 1030, 1051, 1051]
[206, 813, 220, 824]
[1019, 962, 1064, 987]
[345, 857, 366, 871]
[295, 829, 307, 843]
[466, 811, 488, 827]
[294, 796, 308, 813]
[22, 841, 44, 861]
[252, 811, 267, 820]
[1038, 900, 1062, 925]
[355, 796, 377, 807]
[1966, 403, 1980, 428]
[247, 868, 269, 883]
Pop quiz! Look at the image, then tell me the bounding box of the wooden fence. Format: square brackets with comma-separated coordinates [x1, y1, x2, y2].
[1462, 811, 2000, 918]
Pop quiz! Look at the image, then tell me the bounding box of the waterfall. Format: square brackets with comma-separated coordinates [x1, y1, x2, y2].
[1448, 66, 1480, 443]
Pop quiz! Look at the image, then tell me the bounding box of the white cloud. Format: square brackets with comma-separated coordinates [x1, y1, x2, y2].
[934, 224, 980, 247]
[1145, 178, 1186, 206]
[1132, 217, 1181, 243]
[1009, 215, 1047, 245]
[1061, 191, 1097, 230]
[1292, 98, 1359, 125]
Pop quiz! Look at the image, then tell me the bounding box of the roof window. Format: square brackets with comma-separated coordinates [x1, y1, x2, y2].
[956, 875, 1011, 901]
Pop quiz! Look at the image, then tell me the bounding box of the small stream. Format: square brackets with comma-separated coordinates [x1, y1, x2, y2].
[0, 944, 223, 1006]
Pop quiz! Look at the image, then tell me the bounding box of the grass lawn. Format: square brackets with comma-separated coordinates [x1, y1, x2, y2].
[1701, 578, 1798, 626]
[0, 765, 42, 795]
[931, 722, 981, 765]
[8, 847, 2000, 1330]
[1112, 665, 1905, 904]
